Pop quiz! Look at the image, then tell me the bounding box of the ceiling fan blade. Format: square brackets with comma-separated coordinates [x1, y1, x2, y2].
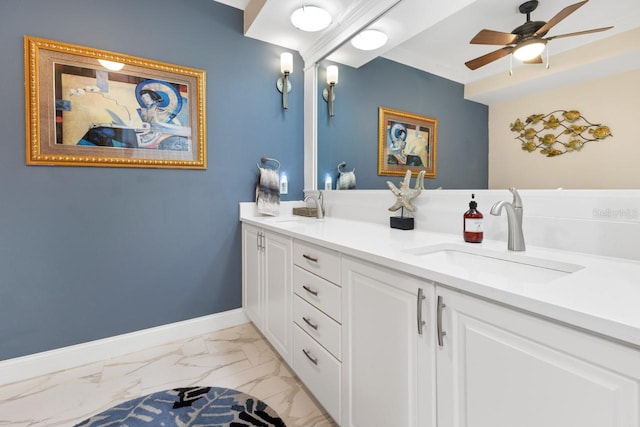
[524, 55, 543, 64]
[465, 47, 513, 70]
[535, 0, 588, 36]
[470, 29, 517, 45]
[545, 26, 613, 40]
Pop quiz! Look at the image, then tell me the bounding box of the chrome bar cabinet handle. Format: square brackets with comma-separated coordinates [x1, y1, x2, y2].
[417, 288, 426, 335]
[437, 295, 447, 347]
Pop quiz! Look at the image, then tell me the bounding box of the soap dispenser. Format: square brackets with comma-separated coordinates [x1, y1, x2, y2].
[464, 194, 483, 243]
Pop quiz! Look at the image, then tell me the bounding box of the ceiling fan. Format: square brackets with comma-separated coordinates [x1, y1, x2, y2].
[465, 0, 613, 70]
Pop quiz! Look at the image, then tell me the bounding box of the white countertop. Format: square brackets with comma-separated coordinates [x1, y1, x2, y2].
[241, 212, 640, 349]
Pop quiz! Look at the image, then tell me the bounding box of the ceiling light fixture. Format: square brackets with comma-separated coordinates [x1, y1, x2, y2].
[512, 38, 546, 61]
[350, 30, 388, 51]
[98, 59, 124, 71]
[290, 6, 332, 32]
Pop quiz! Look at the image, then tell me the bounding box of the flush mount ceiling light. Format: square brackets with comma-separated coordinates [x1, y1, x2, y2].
[290, 6, 332, 32]
[513, 38, 546, 61]
[98, 59, 124, 71]
[350, 30, 388, 51]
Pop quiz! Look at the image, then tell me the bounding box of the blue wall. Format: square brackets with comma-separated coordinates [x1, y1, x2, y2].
[317, 58, 488, 189]
[0, 0, 304, 360]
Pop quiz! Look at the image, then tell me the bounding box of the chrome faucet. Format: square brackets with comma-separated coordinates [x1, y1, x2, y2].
[490, 188, 526, 251]
[304, 192, 325, 219]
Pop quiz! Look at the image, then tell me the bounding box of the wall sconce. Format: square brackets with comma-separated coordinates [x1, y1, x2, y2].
[276, 52, 293, 110]
[322, 65, 339, 117]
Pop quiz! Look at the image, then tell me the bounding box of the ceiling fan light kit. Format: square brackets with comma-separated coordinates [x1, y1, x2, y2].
[513, 38, 546, 61]
[465, 0, 613, 70]
[290, 6, 332, 32]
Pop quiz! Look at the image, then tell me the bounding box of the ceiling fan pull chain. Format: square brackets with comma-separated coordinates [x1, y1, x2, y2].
[546, 44, 550, 69]
[509, 54, 513, 76]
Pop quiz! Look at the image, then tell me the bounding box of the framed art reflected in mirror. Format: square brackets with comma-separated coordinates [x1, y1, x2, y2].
[378, 106, 437, 178]
[24, 36, 206, 169]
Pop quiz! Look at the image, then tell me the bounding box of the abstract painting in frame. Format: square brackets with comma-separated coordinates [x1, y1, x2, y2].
[378, 106, 437, 178]
[24, 36, 206, 169]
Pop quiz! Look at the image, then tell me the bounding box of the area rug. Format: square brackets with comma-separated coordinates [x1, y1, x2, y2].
[74, 386, 287, 426]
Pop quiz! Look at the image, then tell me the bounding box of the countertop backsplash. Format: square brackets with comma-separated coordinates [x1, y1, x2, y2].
[295, 189, 640, 262]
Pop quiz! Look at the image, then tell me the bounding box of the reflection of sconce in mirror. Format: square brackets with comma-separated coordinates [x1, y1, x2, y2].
[322, 65, 338, 117]
[98, 59, 124, 71]
[276, 52, 293, 110]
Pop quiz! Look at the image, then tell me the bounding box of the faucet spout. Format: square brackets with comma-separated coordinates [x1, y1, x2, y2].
[304, 192, 325, 219]
[490, 188, 526, 251]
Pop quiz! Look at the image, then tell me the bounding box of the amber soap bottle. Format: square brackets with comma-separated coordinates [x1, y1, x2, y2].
[463, 194, 483, 243]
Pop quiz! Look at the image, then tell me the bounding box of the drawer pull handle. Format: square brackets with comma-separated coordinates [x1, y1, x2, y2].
[303, 316, 319, 330]
[302, 285, 319, 296]
[302, 349, 318, 365]
[302, 254, 319, 263]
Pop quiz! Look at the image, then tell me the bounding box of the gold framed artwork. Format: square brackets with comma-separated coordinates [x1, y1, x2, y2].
[24, 35, 207, 169]
[378, 106, 437, 178]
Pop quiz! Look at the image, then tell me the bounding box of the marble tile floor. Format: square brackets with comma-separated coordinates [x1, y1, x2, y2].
[0, 322, 337, 427]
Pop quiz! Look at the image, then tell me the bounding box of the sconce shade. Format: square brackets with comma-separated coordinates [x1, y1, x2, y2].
[350, 30, 388, 51]
[513, 39, 546, 61]
[290, 6, 332, 32]
[326, 65, 339, 85]
[98, 59, 124, 71]
[280, 52, 293, 74]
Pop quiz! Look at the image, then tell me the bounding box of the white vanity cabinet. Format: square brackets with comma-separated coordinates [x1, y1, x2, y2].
[241, 216, 640, 427]
[435, 286, 640, 427]
[341, 256, 437, 427]
[241, 223, 292, 364]
[292, 239, 342, 423]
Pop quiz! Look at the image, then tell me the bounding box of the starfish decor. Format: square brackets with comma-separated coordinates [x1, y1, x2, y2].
[387, 170, 425, 213]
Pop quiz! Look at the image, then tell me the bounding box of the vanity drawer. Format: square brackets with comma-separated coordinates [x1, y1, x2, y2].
[293, 325, 341, 422]
[293, 295, 342, 360]
[293, 240, 340, 285]
[294, 266, 342, 322]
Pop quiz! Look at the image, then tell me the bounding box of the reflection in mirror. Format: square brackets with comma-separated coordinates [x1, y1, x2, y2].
[317, 58, 488, 190]
[316, 56, 640, 190]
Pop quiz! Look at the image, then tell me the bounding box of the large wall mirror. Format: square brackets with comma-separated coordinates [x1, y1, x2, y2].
[308, 1, 640, 191]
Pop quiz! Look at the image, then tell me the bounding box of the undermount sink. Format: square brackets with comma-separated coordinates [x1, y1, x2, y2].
[405, 243, 584, 285]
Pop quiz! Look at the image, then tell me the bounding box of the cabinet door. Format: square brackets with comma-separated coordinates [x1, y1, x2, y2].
[242, 224, 262, 329]
[436, 287, 640, 427]
[263, 230, 292, 363]
[342, 256, 436, 427]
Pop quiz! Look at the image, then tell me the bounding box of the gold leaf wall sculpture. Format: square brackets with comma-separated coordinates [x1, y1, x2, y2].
[510, 110, 612, 157]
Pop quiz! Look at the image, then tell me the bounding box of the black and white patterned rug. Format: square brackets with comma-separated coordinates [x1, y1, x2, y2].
[74, 386, 287, 426]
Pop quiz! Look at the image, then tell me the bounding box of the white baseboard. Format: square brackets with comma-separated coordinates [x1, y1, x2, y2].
[0, 308, 248, 386]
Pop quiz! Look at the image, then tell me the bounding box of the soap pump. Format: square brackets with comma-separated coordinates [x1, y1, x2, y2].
[464, 194, 483, 243]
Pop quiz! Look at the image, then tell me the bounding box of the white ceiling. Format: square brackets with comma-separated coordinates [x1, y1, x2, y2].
[216, 0, 640, 104]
